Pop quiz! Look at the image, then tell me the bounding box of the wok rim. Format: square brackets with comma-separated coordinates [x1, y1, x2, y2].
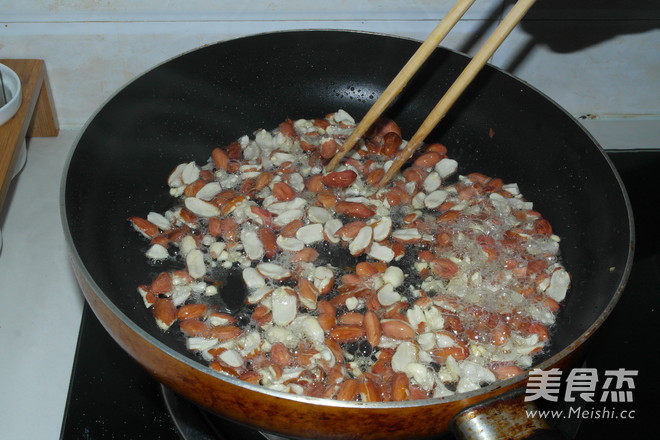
[59, 28, 635, 410]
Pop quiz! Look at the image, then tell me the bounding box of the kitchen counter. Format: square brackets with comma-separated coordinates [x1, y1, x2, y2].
[0, 130, 83, 440]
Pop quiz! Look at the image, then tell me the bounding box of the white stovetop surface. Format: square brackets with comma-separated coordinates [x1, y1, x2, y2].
[0, 130, 84, 440]
[0, 122, 648, 439]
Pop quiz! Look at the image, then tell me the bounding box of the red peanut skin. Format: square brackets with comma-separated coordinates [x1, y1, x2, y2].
[74, 258, 586, 440]
[322, 170, 357, 188]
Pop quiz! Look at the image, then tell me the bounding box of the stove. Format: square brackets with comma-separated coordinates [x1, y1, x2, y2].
[59, 150, 658, 439]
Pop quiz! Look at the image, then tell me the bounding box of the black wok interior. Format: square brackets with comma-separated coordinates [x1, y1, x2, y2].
[64, 30, 632, 368]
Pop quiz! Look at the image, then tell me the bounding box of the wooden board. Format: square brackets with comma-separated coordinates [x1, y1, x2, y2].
[0, 59, 59, 211]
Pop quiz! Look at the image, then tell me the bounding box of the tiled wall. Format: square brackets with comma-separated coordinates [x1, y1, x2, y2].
[1, 0, 658, 149]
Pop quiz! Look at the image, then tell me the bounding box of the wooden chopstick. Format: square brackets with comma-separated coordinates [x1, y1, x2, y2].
[325, 0, 477, 172]
[376, 0, 536, 187]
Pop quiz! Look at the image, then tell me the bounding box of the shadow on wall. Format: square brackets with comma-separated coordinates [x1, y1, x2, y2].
[459, 0, 659, 74]
[518, 0, 660, 53]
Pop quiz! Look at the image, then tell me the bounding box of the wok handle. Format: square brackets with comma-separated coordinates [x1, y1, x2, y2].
[452, 388, 571, 440]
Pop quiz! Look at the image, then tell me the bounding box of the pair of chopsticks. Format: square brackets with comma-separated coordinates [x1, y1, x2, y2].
[327, 0, 536, 187]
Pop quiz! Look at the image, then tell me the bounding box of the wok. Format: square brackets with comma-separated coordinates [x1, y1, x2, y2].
[62, 30, 633, 439]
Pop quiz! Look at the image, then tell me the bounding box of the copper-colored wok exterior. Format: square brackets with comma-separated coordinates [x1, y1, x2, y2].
[63, 31, 633, 440]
